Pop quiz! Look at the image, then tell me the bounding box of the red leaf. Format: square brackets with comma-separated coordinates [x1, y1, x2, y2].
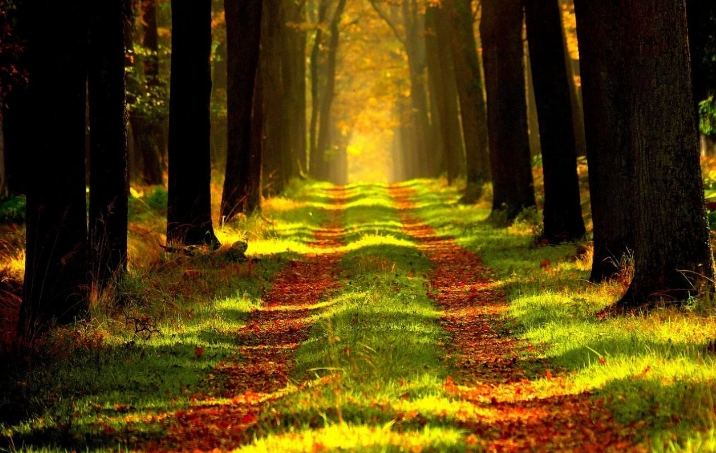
[195, 347, 204, 358]
[240, 413, 257, 424]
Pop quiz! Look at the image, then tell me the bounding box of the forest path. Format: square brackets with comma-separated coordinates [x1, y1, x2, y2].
[147, 188, 348, 452]
[389, 185, 643, 452]
[137, 182, 647, 452]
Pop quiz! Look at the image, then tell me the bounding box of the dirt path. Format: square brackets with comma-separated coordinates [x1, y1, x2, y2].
[389, 186, 645, 453]
[147, 188, 347, 452]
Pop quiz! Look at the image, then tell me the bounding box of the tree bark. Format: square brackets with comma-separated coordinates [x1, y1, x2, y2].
[616, 0, 715, 309]
[221, 0, 262, 222]
[445, 0, 490, 202]
[480, 0, 535, 222]
[308, 0, 328, 177]
[284, 0, 307, 175]
[524, 0, 585, 243]
[574, 0, 633, 282]
[261, 0, 292, 193]
[426, 4, 464, 185]
[167, 0, 219, 248]
[88, 0, 129, 285]
[20, 0, 90, 338]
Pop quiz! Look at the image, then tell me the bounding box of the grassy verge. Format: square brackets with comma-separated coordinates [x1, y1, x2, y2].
[414, 178, 716, 452]
[0, 180, 333, 452]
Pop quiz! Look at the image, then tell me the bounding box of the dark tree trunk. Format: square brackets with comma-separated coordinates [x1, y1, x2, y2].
[426, 4, 464, 185]
[525, 49, 542, 157]
[221, 0, 262, 222]
[20, 0, 89, 338]
[261, 0, 292, 193]
[573, 0, 633, 282]
[445, 0, 490, 203]
[616, 0, 714, 309]
[167, 0, 219, 248]
[0, 0, 30, 196]
[88, 0, 129, 285]
[284, 0, 307, 175]
[1, 91, 29, 196]
[480, 0, 535, 222]
[246, 62, 264, 214]
[524, 0, 585, 243]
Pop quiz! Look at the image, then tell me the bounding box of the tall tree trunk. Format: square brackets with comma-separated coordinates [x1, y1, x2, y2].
[20, 0, 89, 338]
[284, 0, 307, 175]
[88, 0, 129, 285]
[246, 63, 264, 214]
[311, 0, 347, 181]
[0, 0, 30, 196]
[426, 4, 464, 185]
[221, 0, 262, 222]
[560, 7, 587, 158]
[261, 0, 292, 193]
[167, 0, 219, 248]
[480, 0, 535, 222]
[525, 49, 541, 157]
[445, 0, 490, 203]
[573, 0, 633, 282]
[402, 0, 431, 178]
[524, 0, 585, 243]
[308, 0, 328, 177]
[616, 0, 714, 309]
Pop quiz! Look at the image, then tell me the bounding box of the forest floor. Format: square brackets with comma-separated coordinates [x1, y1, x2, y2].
[1, 179, 716, 452]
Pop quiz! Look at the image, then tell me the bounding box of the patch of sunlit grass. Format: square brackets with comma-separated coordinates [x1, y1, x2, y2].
[410, 179, 716, 450]
[236, 422, 465, 453]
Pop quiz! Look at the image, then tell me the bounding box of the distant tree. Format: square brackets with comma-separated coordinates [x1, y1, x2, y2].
[20, 1, 90, 337]
[88, 0, 129, 284]
[310, 0, 347, 181]
[167, 0, 220, 248]
[614, 0, 714, 309]
[284, 0, 308, 175]
[425, 4, 464, 185]
[444, 0, 490, 203]
[368, 0, 431, 179]
[128, 0, 165, 186]
[524, 0, 585, 243]
[480, 0, 535, 222]
[573, 0, 633, 282]
[220, 0, 262, 222]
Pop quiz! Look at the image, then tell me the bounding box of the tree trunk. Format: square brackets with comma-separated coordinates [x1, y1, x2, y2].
[261, 0, 292, 193]
[88, 0, 129, 285]
[480, 0, 535, 222]
[308, 0, 328, 177]
[616, 0, 714, 309]
[311, 0, 347, 181]
[20, 0, 89, 338]
[167, 0, 219, 248]
[524, 0, 585, 243]
[221, 0, 262, 222]
[444, 0, 490, 203]
[427, 4, 464, 185]
[403, 0, 431, 178]
[284, 0, 307, 175]
[0, 0, 30, 196]
[525, 49, 541, 157]
[573, 0, 633, 282]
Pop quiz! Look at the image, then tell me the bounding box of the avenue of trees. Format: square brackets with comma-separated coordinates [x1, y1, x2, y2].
[0, 0, 715, 335]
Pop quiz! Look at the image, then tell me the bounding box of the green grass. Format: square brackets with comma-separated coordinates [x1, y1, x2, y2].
[413, 178, 716, 452]
[4, 178, 716, 452]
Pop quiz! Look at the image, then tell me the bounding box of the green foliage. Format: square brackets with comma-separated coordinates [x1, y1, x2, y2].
[128, 187, 167, 219]
[700, 97, 716, 136]
[0, 194, 25, 223]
